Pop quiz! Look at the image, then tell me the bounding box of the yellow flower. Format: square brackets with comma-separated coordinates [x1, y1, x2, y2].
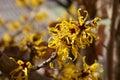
[2, 33, 13, 46]
[34, 11, 47, 22]
[0, 17, 5, 26]
[48, 8, 100, 61]
[20, 32, 47, 58]
[30, 0, 44, 7]
[22, 24, 33, 34]
[7, 21, 21, 31]
[61, 63, 80, 80]
[16, 0, 27, 7]
[52, 57, 103, 80]
[48, 8, 103, 80]
[3, 33, 12, 43]
[79, 56, 103, 80]
[27, 33, 42, 45]
[10, 59, 32, 80]
[49, 62, 54, 69]
[20, 15, 28, 23]
[16, 0, 44, 7]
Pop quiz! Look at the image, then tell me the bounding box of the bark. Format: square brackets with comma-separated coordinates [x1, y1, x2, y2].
[107, 0, 119, 80]
[115, 20, 120, 80]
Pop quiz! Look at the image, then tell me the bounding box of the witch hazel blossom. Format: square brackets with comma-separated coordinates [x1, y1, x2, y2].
[48, 8, 101, 61]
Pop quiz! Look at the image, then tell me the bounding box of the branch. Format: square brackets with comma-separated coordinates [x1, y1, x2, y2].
[31, 52, 57, 71]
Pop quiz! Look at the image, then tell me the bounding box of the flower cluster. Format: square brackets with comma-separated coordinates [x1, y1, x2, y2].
[19, 32, 47, 59]
[16, 0, 45, 7]
[10, 59, 32, 80]
[51, 57, 103, 80]
[48, 8, 100, 61]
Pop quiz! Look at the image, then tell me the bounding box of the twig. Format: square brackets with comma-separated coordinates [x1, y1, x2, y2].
[31, 52, 57, 71]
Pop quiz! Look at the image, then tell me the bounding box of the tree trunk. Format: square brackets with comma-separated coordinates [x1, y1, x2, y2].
[115, 20, 120, 80]
[107, 0, 119, 80]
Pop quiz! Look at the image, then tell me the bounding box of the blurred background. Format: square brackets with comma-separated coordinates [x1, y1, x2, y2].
[0, 0, 120, 80]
